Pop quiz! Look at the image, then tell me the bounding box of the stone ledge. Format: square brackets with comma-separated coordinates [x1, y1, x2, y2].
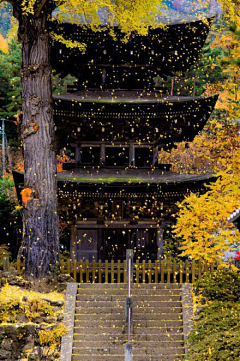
[60, 282, 78, 361]
[181, 284, 194, 354]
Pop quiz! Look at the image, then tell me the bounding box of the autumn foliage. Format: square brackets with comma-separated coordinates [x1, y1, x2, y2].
[21, 188, 33, 207]
[0, 33, 8, 53]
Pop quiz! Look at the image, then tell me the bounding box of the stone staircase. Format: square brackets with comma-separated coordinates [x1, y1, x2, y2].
[72, 283, 185, 361]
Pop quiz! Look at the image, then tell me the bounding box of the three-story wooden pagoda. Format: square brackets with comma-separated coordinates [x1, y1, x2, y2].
[14, 10, 218, 262]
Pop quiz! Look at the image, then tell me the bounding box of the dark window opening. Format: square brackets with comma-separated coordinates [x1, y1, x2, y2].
[105, 147, 129, 166]
[135, 147, 153, 167]
[81, 147, 100, 165]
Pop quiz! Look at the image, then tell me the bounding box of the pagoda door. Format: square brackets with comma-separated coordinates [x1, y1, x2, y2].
[133, 229, 158, 261]
[104, 229, 129, 261]
[76, 229, 98, 261]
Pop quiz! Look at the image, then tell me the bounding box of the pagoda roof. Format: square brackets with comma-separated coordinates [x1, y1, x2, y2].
[53, 90, 212, 104]
[54, 7, 199, 26]
[56, 168, 214, 185]
[53, 93, 218, 146]
[13, 169, 216, 202]
[51, 16, 213, 78]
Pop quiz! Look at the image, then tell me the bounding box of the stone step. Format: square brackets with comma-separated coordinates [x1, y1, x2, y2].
[72, 355, 184, 361]
[77, 289, 182, 296]
[77, 284, 181, 289]
[74, 320, 183, 328]
[75, 306, 182, 314]
[72, 346, 185, 356]
[74, 326, 183, 334]
[75, 301, 182, 308]
[76, 295, 181, 301]
[74, 313, 182, 321]
[73, 341, 184, 348]
[73, 333, 184, 342]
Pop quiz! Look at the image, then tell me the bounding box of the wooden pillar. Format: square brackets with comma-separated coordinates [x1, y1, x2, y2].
[157, 227, 164, 261]
[75, 143, 81, 166]
[70, 225, 78, 260]
[129, 144, 135, 167]
[152, 146, 159, 167]
[100, 144, 106, 166]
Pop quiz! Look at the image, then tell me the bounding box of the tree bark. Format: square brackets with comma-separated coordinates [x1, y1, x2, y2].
[18, 11, 59, 279]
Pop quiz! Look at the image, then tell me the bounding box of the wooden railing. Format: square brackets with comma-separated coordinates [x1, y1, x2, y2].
[16, 259, 218, 283]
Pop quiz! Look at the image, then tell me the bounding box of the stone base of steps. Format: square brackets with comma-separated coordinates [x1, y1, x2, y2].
[72, 355, 184, 361]
[73, 341, 184, 348]
[76, 295, 181, 301]
[74, 320, 183, 327]
[73, 333, 184, 342]
[75, 306, 182, 314]
[74, 326, 183, 334]
[72, 346, 185, 355]
[75, 313, 182, 320]
[76, 301, 182, 307]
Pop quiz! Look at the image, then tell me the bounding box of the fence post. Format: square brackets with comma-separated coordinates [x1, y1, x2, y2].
[148, 260, 152, 283]
[142, 260, 146, 284]
[167, 259, 170, 283]
[180, 260, 183, 284]
[136, 260, 139, 283]
[80, 260, 83, 283]
[161, 260, 164, 283]
[186, 260, 189, 283]
[111, 260, 114, 283]
[117, 260, 121, 284]
[123, 260, 127, 283]
[154, 260, 158, 283]
[73, 260, 77, 282]
[99, 260, 102, 283]
[192, 260, 196, 284]
[86, 260, 89, 283]
[92, 260, 96, 283]
[173, 260, 176, 283]
[105, 260, 109, 283]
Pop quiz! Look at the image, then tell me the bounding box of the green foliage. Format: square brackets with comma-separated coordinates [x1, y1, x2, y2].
[0, 37, 22, 119]
[0, 177, 19, 221]
[192, 39, 225, 96]
[0, 244, 11, 268]
[186, 270, 240, 361]
[0, 177, 22, 256]
[186, 330, 240, 361]
[162, 225, 184, 260]
[195, 269, 240, 302]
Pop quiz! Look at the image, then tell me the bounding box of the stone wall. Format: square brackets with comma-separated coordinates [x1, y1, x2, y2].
[0, 323, 63, 361]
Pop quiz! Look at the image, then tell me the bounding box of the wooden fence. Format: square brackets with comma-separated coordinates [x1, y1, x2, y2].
[17, 258, 218, 283]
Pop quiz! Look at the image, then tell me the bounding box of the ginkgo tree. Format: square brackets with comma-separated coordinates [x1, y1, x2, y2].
[0, 0, 164, 279]
[173, 148, 240, 265]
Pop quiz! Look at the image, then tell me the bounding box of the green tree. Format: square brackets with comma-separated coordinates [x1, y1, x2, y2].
[0, 37, 22, 119]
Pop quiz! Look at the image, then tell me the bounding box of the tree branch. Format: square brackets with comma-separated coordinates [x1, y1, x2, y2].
[35, 0, 48, 17]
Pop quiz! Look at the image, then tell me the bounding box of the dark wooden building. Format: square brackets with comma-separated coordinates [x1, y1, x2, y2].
[14, 13, 217, 262]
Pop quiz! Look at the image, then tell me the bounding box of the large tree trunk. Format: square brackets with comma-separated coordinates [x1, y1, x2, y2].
[18, 12, 59, 279]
